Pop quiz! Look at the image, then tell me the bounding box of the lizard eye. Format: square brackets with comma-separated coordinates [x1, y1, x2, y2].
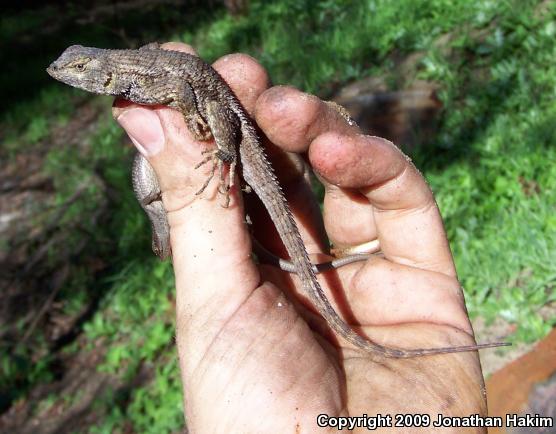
[69, 58, 91, 71]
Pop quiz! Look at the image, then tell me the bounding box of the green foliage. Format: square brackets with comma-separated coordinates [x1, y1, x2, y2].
[2, 0, 555, 432]
[1, 86, 78, 156]
[0, 2, 220, 429]
[180, 0, 538, 94]
[179, 0, 556, 345]
[86, 260, 174, 373]
[89, 355, 183, 434]
[0, 345, 54, 412]
[82, 260, 178, 432]
[416, 2, 556, 341]
[126, 357, 184, 433]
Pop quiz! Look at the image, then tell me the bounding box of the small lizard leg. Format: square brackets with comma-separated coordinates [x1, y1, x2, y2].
[138, 42, 161, 50]
[193, 101, 241, 206]
[228, 159, 236, 192]
[194, 148, 234, 207]
[131, 153, 171, 260]
[194, 150, 215, 169]
[170, 82, 212, 141]
[218, 159, 235, 207]
[195, 154, 218, 196]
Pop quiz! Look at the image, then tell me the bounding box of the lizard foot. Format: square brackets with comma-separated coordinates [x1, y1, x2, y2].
[194, 149, 236, 207]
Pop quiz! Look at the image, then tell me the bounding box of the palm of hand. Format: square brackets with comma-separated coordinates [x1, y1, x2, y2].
[113, 42, 487, 433]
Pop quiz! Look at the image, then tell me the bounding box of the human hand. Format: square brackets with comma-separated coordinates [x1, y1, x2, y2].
[114, 42, 487, 433]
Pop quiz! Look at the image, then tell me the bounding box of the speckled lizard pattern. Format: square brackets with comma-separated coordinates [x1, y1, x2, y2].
[47, 44, 509, 358]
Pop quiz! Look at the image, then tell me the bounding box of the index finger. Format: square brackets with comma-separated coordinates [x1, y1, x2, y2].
[254, 87, 455, 276]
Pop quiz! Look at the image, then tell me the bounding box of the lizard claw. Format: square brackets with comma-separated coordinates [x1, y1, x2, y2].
[195, 149, 235, 207]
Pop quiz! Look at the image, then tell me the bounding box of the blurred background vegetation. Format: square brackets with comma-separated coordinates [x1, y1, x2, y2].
[0, 0, 554, 432]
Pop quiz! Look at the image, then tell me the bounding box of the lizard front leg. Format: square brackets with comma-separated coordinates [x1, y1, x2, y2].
[169, 82, 240, 204]
[170, 81, 212, 141]
[129, 81, 208, 260]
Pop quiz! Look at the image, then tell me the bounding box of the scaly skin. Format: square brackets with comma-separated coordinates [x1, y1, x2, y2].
[47, 44, 508, 358]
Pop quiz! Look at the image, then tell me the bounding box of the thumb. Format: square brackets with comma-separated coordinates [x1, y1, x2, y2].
[111, 43, 276, 372]
[112, 87, 259, 375]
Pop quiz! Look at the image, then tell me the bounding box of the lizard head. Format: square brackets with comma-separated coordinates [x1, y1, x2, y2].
[47, 45, 114, 94]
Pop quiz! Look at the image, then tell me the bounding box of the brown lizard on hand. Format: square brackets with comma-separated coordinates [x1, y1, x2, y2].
[47, 44, 508, 358]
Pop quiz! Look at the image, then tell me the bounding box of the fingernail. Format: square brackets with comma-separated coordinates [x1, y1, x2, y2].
[117, 108, 165, 156]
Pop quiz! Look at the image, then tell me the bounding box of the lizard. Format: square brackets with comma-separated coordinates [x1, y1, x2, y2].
[47, 44, 509, 358]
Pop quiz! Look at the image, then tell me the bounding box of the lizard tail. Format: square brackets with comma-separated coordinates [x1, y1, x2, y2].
[238, 123, 510, 358]
[288, 246, 511, 358]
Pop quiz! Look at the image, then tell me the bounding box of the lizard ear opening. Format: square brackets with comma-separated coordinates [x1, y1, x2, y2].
[103, 72, 113, 88]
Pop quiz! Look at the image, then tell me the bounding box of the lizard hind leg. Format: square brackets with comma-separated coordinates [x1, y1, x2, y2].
[171, 82, 213, 141]
[193, 101, 241, 207]
[194, 148, 236, 207]
[131, 153, 171, 260]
